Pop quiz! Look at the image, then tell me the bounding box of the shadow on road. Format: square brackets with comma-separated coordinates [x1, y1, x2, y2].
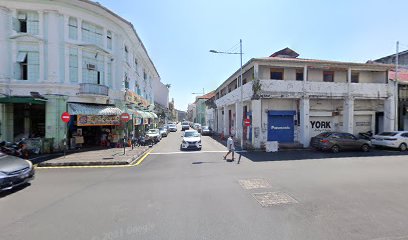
[0, 183, 31, 198]
[239, 149, 408, 162]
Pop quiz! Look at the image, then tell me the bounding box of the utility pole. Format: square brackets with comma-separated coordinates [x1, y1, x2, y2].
[395, 41, 399, 131]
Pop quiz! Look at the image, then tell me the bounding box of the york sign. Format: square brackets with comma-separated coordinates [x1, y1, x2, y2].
[310, 121, 331, 129]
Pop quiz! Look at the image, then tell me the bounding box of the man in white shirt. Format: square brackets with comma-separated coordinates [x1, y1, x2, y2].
[223, 135, 235, 162]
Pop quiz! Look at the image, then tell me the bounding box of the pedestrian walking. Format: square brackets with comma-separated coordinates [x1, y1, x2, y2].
[223, 135, 235, 162]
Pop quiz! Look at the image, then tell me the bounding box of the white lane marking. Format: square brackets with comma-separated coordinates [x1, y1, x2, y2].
[150, 150, 247, 155]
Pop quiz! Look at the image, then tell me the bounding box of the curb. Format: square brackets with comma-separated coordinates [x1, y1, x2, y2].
[36, 148, 151, 167]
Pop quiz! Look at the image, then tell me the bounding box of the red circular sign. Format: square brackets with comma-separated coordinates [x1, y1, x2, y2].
[120, 113, 131, 122]
[244, 118, 251, 127]
[61, 112, 71, 123]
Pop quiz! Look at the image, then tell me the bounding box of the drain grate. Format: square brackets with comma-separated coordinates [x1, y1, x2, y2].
[252, 192, 298, 207]
[238, 178, 271, 190]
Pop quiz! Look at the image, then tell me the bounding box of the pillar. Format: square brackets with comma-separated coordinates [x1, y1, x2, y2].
[45, 95, 67, 151]
[300, 97, 310, 147]
[0, 7, 10, 80]
[217, 108, 222, 133]
[1, 104, 14, 141]
[45, 10, 61, 82]
[223, 106, 228, 136]
[343, 97, 354, 133]
[384, 96, 396, 132]
[251, 99, 262, 149]
[235, 101, 243, 143]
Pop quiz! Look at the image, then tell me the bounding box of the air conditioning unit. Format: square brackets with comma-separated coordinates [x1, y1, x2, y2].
[87, 64, 96, 70]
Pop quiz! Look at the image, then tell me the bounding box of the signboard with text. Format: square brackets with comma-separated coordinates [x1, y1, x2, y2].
[77, 115, 120, 126]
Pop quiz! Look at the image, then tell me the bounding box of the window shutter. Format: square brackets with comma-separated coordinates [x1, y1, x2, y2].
[14, 62, 21, 80]
[12, 17, 20, 32]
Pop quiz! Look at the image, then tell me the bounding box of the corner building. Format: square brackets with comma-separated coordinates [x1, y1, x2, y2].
[0, 0, 160, 150]
[214, 48, 396, 149]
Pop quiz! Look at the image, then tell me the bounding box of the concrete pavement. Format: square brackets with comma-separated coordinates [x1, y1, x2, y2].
[2, 127, 408, 240]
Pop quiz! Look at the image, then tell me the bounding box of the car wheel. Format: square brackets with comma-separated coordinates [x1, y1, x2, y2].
[361, 144, 370, 152]
[399, 143, 407, 151]
[331, 145, 340, 153]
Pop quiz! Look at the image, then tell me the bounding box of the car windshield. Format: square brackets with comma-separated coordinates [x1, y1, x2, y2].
[147, 129, 158, 134]
[182, 122, 189, 125]
[378, 132, 398, 136]
[184, 131, 199, 138]
[159, 128, 164, 131]
[316, 132, 332, 138]
[202, 126, 209, 130]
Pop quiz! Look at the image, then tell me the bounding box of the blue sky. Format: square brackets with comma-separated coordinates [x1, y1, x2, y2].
[98, 0, 408, 110]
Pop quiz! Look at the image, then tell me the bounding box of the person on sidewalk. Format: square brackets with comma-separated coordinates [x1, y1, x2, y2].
[223, 135, 235, 162]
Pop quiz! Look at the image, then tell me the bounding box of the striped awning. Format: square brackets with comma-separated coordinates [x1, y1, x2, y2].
[68, 103, 123, 115]
[133, 110, 150, 118]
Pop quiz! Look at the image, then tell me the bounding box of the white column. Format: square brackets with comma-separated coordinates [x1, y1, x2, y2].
[63, 15, 69, 41]
[223, 106, 227, 136]
[343, 97, 354, 133]
[347, 68, 352, 83]
[45, 10, 61, 82]
[0, 7, 10, 80]
[78, 18, 82, 41]
[384, 96, 396, 132]
[38, 11, 44, 38]
[300, 97, 310, 147]
[216, 108, 222, 133]
[64, 46, 69, 84]
[78, 48, 83, 83]
[103, 55, 108, 86]
[304, 65, 308, 81]
[251, 99, 262, 148]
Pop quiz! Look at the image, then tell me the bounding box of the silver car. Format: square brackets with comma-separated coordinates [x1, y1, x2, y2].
[0, 152, 35, 191]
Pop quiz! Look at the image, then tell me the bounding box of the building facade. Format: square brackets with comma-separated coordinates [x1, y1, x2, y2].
[214, 48, 395, 149]
[0, 0, 161, 150]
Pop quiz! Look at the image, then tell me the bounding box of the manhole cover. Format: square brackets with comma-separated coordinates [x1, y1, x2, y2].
[238, 178, 271, 189]
[252, 192, 298, 207]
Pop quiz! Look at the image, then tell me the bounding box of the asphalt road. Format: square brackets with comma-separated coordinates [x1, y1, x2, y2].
[2, 126, 408, 240]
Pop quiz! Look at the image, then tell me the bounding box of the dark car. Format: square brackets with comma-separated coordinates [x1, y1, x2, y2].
[310, 132, 371, 153]
[201, 126, 212, 136]
[0, 152, 35, 191]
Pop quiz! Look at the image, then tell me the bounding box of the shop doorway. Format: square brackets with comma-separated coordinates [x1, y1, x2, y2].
[13, 103, 45, 139]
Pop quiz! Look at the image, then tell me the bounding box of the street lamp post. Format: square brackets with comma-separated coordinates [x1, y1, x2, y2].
[210, 39, 244, 150]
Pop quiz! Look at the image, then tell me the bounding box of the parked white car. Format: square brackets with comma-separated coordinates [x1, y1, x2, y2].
[180, 130, 202, 150]
[371, 131, 408, 151]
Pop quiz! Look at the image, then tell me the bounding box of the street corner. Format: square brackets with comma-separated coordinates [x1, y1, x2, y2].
[34, 146, 152, 169]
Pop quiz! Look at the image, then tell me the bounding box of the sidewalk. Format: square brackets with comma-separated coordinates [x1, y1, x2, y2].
[35, 146, 150, 167]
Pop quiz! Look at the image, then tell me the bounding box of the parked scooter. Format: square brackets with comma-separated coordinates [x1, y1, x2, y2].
[0, 139, 29, 158]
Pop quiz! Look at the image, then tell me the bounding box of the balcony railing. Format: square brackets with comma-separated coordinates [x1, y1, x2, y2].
[79, 83, 109, 96]
[215, 80, 390, 107]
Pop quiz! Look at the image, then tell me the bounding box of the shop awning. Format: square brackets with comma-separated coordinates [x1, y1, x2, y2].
[149, 112, 158, 118]
[0, 96, 47, 104]
[68, 103, 122, 115]
[133, 110, 150, 118]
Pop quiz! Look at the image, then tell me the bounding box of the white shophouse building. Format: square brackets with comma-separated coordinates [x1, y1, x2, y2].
[214, 48, 396, 149]
[0, 0, 160, 150]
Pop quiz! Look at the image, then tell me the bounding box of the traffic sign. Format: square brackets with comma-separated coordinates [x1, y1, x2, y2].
[61, 112, 71, 123]
[120, 113, 131, 122]
[244, 118, 251, 127]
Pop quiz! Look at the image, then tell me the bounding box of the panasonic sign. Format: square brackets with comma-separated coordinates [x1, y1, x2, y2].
[271, 126, 291, 130]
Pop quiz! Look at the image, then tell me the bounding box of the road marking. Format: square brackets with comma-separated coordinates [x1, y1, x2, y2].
[35, 149, 152, 170]
[149, 150, 247, 155]
[149, 150, 227, 155]
[133, 149, 152, 166]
